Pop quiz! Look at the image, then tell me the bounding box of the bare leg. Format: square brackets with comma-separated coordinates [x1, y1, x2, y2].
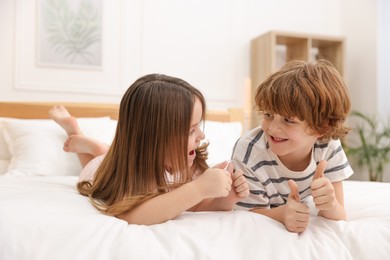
[49, 105, 82, 136]
[49, 105, 110, 167]
[64, 135, 110, 157]
[63, 135, 109, 167]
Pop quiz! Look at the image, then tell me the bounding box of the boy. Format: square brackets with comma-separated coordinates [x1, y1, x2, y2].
[232, 60, 353, 233]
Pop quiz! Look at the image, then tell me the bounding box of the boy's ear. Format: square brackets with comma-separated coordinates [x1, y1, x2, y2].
[316, 122, 330, 139]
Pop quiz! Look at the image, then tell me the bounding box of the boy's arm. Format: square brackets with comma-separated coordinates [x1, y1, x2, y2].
[251, 203, 309, 233]
[251, 180, 310, 233]
[316, 181, 347, 220]
[311, 160, 347, 220]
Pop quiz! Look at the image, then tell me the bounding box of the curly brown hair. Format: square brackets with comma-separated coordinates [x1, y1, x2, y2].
[255, 59, 351, 140]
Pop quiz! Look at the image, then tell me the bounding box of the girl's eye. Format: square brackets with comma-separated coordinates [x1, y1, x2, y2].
[190, 123, 201, 135]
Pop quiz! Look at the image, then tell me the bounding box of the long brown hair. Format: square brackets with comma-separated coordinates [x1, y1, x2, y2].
[77, 74, 208, 215]
[255, 59, 351, 140]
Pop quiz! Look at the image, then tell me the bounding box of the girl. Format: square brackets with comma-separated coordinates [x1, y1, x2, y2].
[50, 74, 249, 225]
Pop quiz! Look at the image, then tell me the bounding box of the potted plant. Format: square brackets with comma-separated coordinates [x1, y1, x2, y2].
[344, 111, 390, 182]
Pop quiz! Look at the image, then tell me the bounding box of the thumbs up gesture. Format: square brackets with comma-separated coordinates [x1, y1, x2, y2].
[311, 160, 336, 211]
[283, 180, 309, 233]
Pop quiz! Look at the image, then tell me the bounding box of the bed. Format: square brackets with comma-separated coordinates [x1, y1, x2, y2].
[0, 102, 389, 260]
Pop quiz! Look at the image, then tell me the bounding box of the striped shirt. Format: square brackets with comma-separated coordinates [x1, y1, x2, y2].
[231, 126, 353, 210]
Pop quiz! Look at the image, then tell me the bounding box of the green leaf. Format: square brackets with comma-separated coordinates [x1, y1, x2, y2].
[42, 0, 101, 65]
[345, 110, 390, 182]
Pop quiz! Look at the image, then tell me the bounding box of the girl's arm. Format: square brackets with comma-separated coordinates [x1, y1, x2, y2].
[191, 166, 249, 211]
[117, 168, 232, 225]
[189, 161, 249, 211]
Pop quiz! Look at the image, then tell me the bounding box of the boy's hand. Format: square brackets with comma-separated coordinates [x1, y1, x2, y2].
[212, 161, 249, 200]
[311, 160, 337, 211]
[210, 161, 249, 206]
[225, 161, 249, 204]
[231, 168, 249, 199]
[283, 180, 309, 233]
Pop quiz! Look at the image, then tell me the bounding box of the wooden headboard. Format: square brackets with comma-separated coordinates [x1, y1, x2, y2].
[0, 102, 244, 124]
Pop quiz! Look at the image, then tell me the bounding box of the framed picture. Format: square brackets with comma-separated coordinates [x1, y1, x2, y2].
[14, 0, 142, 95]
[37, 0, 102, 69]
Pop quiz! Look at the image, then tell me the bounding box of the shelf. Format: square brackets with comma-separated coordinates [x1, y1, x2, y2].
[250, 30, 345, 128]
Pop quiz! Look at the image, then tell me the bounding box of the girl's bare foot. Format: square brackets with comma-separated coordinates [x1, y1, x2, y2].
[63, 135, 110, 157]
[49, 105, 82, 136]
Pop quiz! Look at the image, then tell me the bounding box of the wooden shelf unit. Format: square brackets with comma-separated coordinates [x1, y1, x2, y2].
[250, 30, 345, 128]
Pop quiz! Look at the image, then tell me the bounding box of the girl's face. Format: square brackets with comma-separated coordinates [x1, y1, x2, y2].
[187, 97, 205, 166]
[261, 112, 320, 168]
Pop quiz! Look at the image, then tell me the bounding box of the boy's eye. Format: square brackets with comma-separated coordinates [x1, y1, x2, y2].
[284, 118, 296, 124]
[263, 112, 273, 118]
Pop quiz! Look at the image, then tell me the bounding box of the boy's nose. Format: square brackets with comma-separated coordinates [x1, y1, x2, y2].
[269, 119, 281, 132]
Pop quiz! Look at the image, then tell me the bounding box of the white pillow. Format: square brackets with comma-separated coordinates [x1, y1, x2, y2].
[0, 119, 11, 160]
[203, 121, 242, 166]
[2, 118, 117, 176]
[0, 159, 10, 175]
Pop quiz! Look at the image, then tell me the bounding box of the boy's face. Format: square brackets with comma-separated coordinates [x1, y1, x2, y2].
[261, 112, 320, 165]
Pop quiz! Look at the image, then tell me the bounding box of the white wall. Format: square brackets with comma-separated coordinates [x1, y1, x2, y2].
[378, 0, 390, 119]
[2, 0, 385, 112]
[1, 0, 344, 111]
[0, 0, 388, 181]
[341, 0, 378, 115]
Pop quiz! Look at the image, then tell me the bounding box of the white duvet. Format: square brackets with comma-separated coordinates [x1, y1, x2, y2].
[0, 176, 389, 260]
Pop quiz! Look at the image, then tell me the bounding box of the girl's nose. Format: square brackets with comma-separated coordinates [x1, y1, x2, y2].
[197, 130, 205, 142]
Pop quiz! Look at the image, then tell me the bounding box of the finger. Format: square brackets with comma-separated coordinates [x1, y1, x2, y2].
[232, 168, 244, 181]
[233, 175, 246, 188]
[295, 204, 309, 214]
[236, 186, 249, 197]
[212, 161, 229, 169]
[225, 161, 235, 175]
[234, 181, 249, 192]
[288, 180, 300, 202]
[237, 189, 250, 198]
[225, 174, 233, 186]
[224, 171, 232, 180]
[226, 182, 232, 192]
[295, 213, 310, 222]
[224, 160, 232, 170]
[313, 195, 328, 207]
[313, 160, 327, 180]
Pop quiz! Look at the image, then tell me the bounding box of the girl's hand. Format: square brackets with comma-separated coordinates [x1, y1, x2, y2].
[194, 168, 232, 199]
[210, 161, 249, 208]
[283, 180, 309, 233]
[311, 160, 337, 211]
[211, 161, 230, 170]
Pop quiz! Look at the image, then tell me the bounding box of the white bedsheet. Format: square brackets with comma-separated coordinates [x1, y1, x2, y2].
[0, 176, 389, 260]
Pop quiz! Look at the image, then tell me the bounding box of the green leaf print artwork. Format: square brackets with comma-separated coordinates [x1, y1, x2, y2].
[39, 0, 102, 67]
